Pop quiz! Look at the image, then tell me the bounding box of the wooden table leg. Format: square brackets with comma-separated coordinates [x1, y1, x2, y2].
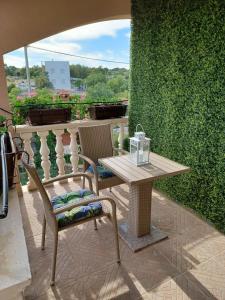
[119, 182, 168, 252]
[128, 182, 152, 237]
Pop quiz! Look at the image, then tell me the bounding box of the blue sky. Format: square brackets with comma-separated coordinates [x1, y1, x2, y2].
[3, 20, 131, 69]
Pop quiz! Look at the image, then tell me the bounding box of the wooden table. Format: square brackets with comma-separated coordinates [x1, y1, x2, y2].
[99, 153, 190, 252]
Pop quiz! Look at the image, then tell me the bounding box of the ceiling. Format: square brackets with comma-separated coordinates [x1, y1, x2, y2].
[0, 0, 130, 55]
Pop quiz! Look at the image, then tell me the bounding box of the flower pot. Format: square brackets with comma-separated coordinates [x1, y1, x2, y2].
[88, 103, 127, 120]
[62, 132, 71, 145]
[28, 108, 71, 125]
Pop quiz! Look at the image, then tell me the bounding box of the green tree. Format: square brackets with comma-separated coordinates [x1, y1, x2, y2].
[107, 75, 128, 94]
[85, 72, 107, 88]
[74, 79, 84, 89]
[70, 64, 90, 79]
[87, 82, 114, 100]
[8, 87, 21, 100]
[30, 65, 42, 78]
[7, 83, 16, 93]
[35, 71, 53, 89]
[5, 65, 17, 77]
[16, 67, 26, 78]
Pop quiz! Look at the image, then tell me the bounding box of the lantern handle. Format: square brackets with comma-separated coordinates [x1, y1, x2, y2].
[136, 124, 145, 132]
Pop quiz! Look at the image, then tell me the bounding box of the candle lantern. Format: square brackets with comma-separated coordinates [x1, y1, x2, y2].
[129, 124, 150, 166]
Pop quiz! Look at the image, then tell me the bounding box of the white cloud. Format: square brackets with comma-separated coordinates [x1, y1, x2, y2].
[3, 20, 130, 69]
[46, 19, 130, 42]
[4, 48, 129, 69]
[30, 41, 81, 53]
[3, 53, 25, 68]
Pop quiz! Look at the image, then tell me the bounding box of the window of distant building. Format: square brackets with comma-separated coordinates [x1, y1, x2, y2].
[60, 68, 65, 74]
[61, 79, 65, 84]
[51, 68, 55, 73]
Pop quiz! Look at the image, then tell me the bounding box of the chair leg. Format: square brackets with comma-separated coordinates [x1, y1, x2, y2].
[96, 185, 99, 196]
[94, 218, 98, 230]
[109, 187, 112, 192]
[50, 232, 58, 286]
[112, 206, 121, 264]
[41, 216, 46, 250]
[82, 176, 85, 189]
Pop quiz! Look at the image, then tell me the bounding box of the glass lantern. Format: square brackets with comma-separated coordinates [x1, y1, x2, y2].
[129, 124, 150, 166]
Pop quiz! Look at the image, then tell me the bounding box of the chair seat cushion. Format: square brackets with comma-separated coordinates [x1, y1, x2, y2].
[51, 189, 102, 228]
[87, 164, 115, 178]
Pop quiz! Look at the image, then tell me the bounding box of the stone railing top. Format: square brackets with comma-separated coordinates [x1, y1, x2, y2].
[16, 117, 128, 133]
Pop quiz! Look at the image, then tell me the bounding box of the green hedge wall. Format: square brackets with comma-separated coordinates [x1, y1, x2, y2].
[130, 0, 225, 231]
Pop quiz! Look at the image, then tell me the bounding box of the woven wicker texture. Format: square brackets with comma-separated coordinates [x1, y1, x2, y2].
[78, 124, 113, 164]
[78, 124, 124, 194]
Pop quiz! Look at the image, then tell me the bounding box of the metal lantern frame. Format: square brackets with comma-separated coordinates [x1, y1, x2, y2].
[129, 124, 151, 166]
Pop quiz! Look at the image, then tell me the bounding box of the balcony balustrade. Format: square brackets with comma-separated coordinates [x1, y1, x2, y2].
[16, 117, 128, 190]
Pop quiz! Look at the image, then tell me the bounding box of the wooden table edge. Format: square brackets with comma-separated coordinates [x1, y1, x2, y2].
[99, 157, 191, 185]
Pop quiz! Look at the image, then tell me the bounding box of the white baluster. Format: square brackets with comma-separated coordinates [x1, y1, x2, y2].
[20, 132, 35, 190]
[53, 129, 65, 177]
[68, 128, 79, 174]
[118, 123, 125, 150]
[37, 131, 51, 181]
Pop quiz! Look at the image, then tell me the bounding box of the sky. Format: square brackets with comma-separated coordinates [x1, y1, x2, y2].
[3, 19, 131, 69]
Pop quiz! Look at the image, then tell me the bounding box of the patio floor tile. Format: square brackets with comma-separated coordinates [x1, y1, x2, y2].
[20, 181, 225, 300]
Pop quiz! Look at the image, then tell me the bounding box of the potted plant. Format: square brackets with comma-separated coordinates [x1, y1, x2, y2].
[13, 92, 72, 126]
[88, 100, 127, 120]
[28, 106, 71, 125]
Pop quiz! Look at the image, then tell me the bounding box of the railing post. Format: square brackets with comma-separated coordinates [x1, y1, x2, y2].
[53, 129, 65, 177]
[37, 131, 51, 181]
[118, 123, 125, 150]
[68, 128, 79, 175]
[20, 132, 36, 190]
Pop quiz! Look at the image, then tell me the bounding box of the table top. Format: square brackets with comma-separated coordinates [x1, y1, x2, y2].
[99, 153, 190, 185]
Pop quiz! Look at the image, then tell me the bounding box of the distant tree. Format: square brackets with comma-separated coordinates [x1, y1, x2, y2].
[8, 87, 21, 101]
[16, 67, 26, 78]
[74, 79, 84, 89]
[107, 75, 128, 94]
[30, 65, 43, 78]
[70, 64, 90, 79]
[85, 73, 107, 88]
[35, 71, 53, 89]
[7, 83, 16, 93]
[87, 82, 114, 100]
[5, 65, 17, 77]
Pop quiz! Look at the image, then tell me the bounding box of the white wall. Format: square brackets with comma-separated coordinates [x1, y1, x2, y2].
[45, 61, 71, 90]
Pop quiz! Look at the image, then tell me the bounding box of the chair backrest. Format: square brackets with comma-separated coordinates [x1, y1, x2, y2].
[22, 159, 57, 233]
[78, 124, 114, 164]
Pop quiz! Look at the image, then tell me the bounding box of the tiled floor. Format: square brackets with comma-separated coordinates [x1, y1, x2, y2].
[20, 180, 225, 300]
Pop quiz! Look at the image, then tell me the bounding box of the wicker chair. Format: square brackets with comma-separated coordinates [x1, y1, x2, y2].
[78, 124, 126, 195]
[22, 159, 120, 286]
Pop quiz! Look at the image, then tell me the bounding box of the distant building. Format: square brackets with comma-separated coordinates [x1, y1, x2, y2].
[15, 79, 36, 91]
[45, 61, 71, 90]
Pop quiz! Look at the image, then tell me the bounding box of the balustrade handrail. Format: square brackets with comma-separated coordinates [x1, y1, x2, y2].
[14, 100, 126, 108]
[16, 117, 128, 133]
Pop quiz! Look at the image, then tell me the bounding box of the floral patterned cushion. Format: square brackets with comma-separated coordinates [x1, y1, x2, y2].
[51, 189, 102, 228]
[87, 164, 115, 178]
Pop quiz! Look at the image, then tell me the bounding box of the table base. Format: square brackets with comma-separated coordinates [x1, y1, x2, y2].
[119, 223, 168, 252]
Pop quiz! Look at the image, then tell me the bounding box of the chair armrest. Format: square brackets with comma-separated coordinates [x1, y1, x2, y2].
[79, 154, 98, 180]
[113, 147, 129, 155]
[54, 196, 116, 215]
[43, 173, 93, 191]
